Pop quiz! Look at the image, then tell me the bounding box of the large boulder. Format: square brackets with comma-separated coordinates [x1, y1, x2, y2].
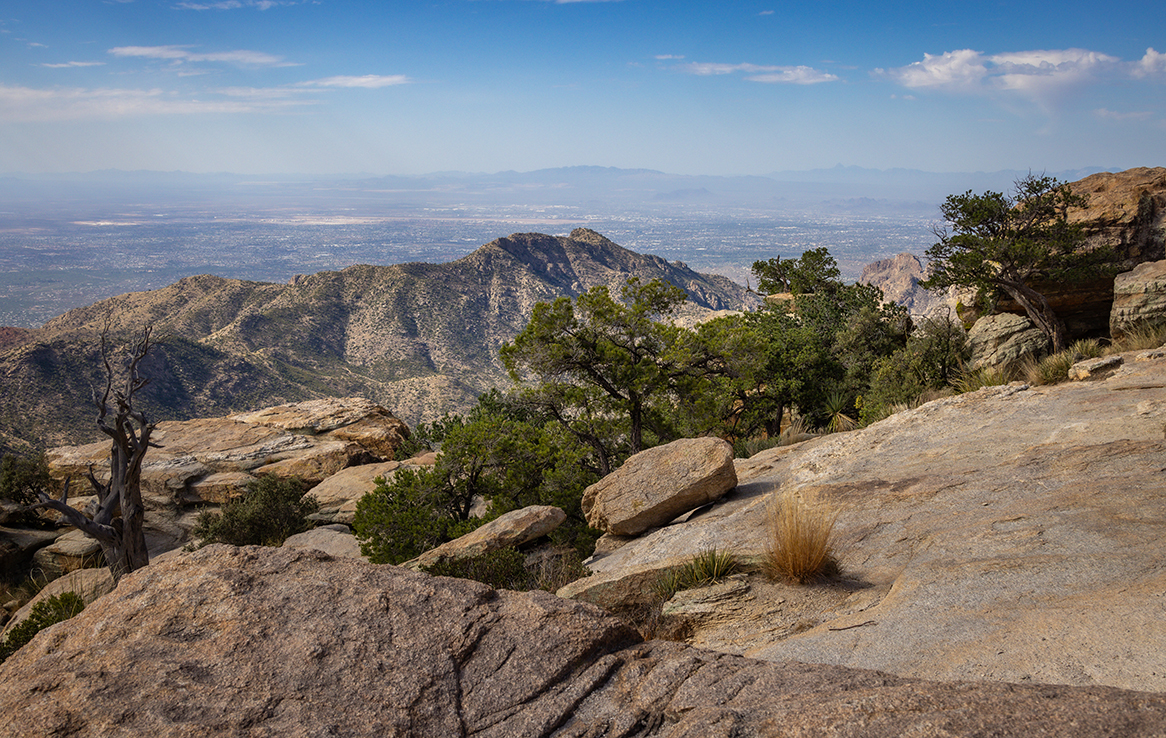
[2, 545, 1166, 737]
[582, 437, 737, 536]
[1111, 259, 1166, 340]
[563, 350, 1166, 693]
[30, 529, 103, 578]
[402, 505, 567, 571]
[966, 312, 1049, 370]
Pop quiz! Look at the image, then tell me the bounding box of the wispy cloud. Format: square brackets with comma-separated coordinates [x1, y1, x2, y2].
[655, 55, 684, 61]
[0, 84, 312, 122]
[108, 45, 296, 67]
[678, 62, 837, 84]
[875, 47, 1162, 109]
[299, 75, 411, 88]
[42, 61, 106, 68]
[1094, 108, 1153, 122]
[174, 0, 308, 9]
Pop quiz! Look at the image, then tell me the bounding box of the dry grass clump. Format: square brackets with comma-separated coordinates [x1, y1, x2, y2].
[1110, 323, 1166, 353]
[763, 487, 841, 585]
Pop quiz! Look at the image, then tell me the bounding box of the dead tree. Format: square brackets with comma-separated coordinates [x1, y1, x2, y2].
[36, 322, 157, 583]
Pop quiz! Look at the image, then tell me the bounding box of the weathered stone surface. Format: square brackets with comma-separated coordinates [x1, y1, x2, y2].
[564, 351, 1166, 693]
[1072, 167, 1166, 264]
[3, 545, 1166, 737]
[30, 528, 103, 578]
[184, 471, 252, 504]
[281, 524, 365, 560]
[307, 460, 400, 510]
[403, 505, 567, 571]
[0, 567, 114, 641]
[582, 437, 737, 536]
[966, 312, 1049, 370]
[1069, 354, 1124, 380]
[251, 439, 364, 484]
[1111, 259, 1166, 339]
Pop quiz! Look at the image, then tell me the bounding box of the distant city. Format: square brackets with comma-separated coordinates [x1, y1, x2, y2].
[0, 166, 1060, 328]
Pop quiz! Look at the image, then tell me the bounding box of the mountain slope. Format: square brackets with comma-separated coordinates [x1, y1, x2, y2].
[0, 229, 756, 452]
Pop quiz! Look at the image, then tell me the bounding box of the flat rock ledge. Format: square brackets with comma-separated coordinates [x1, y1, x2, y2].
[2, 546, 1166, 737]
[582, 437, 737, 536]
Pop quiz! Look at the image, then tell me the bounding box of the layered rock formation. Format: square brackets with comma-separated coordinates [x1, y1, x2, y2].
[3, 545, 1165, 737]
[42, 397, 411, 554]
[562, 347, 1166, 693]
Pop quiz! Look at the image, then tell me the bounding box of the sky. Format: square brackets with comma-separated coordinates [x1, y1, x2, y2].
[1, 0, 1164, 176]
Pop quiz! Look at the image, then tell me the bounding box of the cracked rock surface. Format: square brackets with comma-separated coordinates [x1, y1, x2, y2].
[3, 545, 1166, 737]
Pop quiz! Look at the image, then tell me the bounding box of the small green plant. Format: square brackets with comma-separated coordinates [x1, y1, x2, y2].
[763, 487, 840, 585]
[0, 591, 85, 664]
[191, 475, 319, 548]
[953, 365, 1009, 393]
[652, 548, 739, 601]
[0, 454, 52, 506]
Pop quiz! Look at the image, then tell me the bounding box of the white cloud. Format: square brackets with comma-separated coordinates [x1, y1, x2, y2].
[679, 61, 837, 84]
[877, 47, 1160, 107]
[1133, 48, 1166, 78]
[759, 10, 774, 15]
[300, 75, 411, 88]
[875, 49, 987, 92]
[174, 0, 306, 9]
[108, 45, 294, 67]
[42, 61, 106, 68]
[655, 55, 684, 61]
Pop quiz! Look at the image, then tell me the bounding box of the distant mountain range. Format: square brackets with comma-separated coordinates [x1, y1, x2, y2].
[0, 229, 757, 453]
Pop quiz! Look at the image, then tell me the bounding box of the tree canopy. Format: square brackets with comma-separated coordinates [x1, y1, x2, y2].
[920, 174, 1104, 352]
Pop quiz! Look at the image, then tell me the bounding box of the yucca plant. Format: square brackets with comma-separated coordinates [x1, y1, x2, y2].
[763, 487, 840, 585]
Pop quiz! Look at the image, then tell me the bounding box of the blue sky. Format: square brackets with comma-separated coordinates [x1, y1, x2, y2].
[1, 0, 1163, 175]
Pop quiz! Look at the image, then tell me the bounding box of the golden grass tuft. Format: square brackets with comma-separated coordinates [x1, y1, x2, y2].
[763, 487, 841, 585]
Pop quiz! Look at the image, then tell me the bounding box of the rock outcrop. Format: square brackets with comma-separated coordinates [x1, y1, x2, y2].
[403, 505, 567, 571]
[1111, 259, 1166, 340]
[965, 312, 1049, 370]
[43, 397, 411, 553]
[1072, 167, 1166, 265]
[3, 545, 1166, 737]
[582, 437, 737, 536]
[563, 349, 1166, 693]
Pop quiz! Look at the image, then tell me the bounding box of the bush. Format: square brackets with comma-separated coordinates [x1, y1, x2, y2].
[0, 591, 85, 664]
[192, 475, 319, 548]
[762, 488, 840, 585]
[0, 454, 52, 507]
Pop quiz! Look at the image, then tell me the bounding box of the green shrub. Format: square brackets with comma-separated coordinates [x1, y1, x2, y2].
[0, 591, 85, 664]
[0, 454, 52, 507]
[192, 475, 318, 548]
[653, 548, 739, 601]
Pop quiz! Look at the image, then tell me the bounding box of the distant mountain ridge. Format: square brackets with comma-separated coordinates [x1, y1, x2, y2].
[0, 229, 756, 453]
